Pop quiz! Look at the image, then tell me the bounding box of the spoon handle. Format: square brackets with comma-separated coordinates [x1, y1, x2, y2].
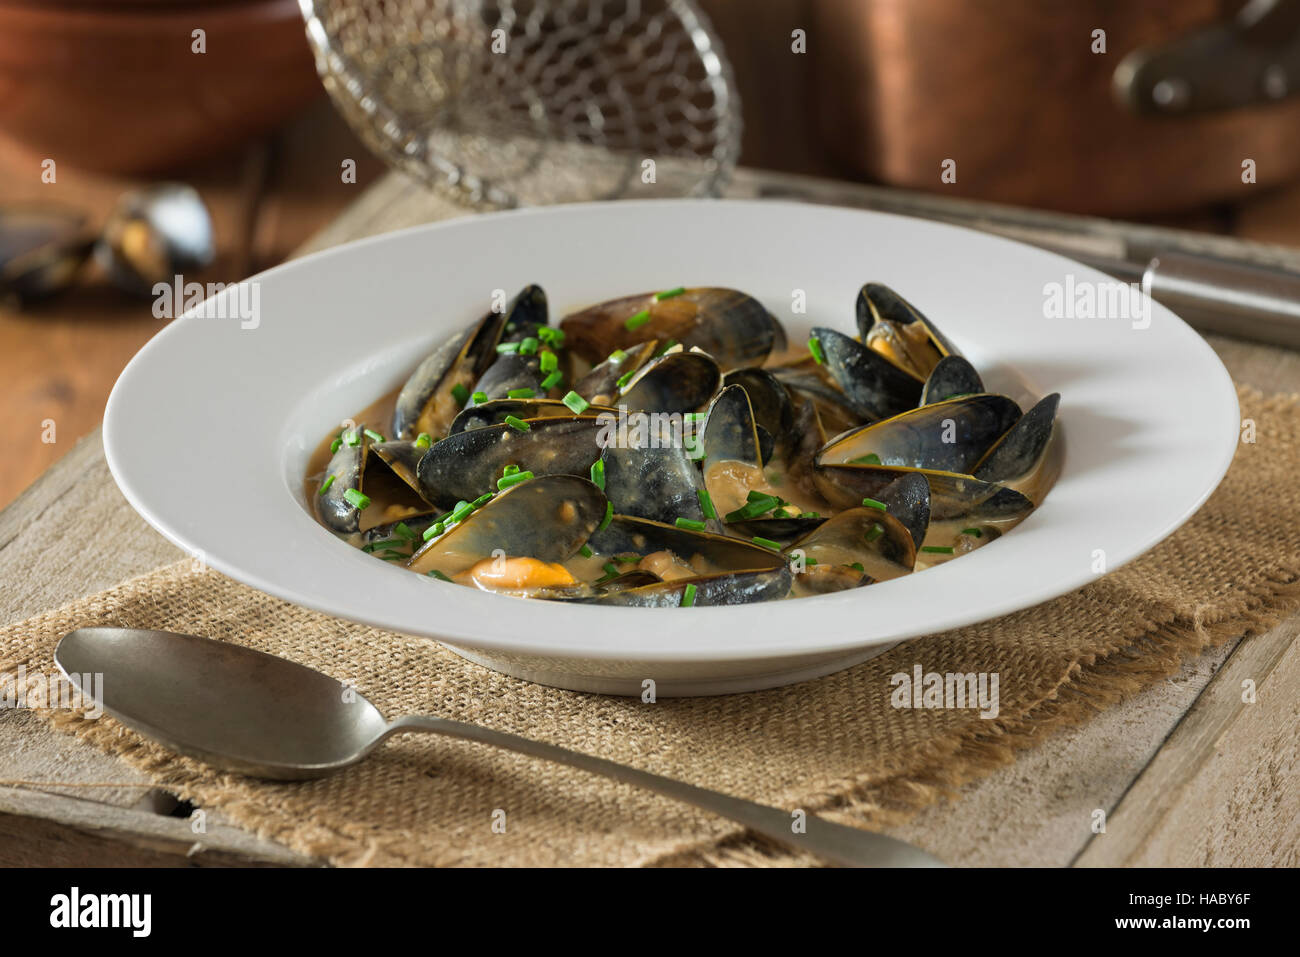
[383, 715, 943, 868]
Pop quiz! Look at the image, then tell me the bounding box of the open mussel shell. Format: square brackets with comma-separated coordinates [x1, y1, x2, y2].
[416, 415, 604, 508]
[407, 475, 606, 578]
[391, 310, 505, 441]
[723, 367, 795, 453]
[818, 393, 1021, 475]
[560, 288, 784, 371]
[497, 283, 548, 342]
[921, 355, 984, 405]
[316, 431, 429, 535]
[786, 471, 930, 583]
[812, 326, 923, 421]
[450, 398, 615, 434]
[94, 184, 215, 296]
[814, 462, 1032, 522]
[600, 438, 710, 527]
[584, 514, 792, 606]
[973, 393, 1060, 490]
[616, 348, 721, 413]
[855, 282, 959, 380]
[572, 341, 659, 403]
[467, 353, 543, 406]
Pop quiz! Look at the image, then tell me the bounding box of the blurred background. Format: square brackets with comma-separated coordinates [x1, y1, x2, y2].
[2, 0, 1298, 506]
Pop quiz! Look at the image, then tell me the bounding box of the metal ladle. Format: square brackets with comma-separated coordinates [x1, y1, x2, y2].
[54, 627, 944, 868]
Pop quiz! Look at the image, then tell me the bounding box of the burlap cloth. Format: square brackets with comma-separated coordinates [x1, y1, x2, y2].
[3, 384, 1299, 867]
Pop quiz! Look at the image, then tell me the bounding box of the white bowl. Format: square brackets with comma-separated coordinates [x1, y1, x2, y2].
[103, 200, 1238, 695]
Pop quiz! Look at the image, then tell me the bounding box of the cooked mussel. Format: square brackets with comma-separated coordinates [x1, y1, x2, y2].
[856, 282, 959, 380]
[416, 415, 605, 508]
[561, 287, 785, 370]
[818, 393, 1022, 475]
[811, 327, 923, 421]
[407, 475, 606, 586]
[920, 355, 984, 405]
[316, 429, 430, 535]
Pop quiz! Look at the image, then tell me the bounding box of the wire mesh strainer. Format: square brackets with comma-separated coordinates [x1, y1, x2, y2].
[299, 0, 742, 208]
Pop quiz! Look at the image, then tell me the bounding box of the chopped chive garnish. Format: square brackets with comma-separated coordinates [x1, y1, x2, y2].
[343, 488, 370, 510]
[654, 339, 679, 357]
[427, 569, 452, 581]
[473, 493, 494, 507]
[415, 432, 432, 449]
[961, 527, 983, 538]
[423, 522, 445, 541]
[318, 474, 335, 496]
[537, 327, 564, 347]
[752, 535, 781, 551]
[747, 490, 779, 505]
[344, 428, 362, 446]
[450, 500, 474, 523]
[539, 351, 558, 373]
[685, 411, 706, 422]
[578, 544, 593, 558]
[504, 415, 531, 432]
[655, 286, 686, 300]
[852, 453, 882, 465]
[922, 545, 955, 555]
[804, 511, 820, 519]
[450, 384, 470, 407]
[330, 437, 342, 454]
[808, 336, 825, 365]
[675, 517, 707, 532]
[608, 349, 628, 364]
[681, 582, 697, 607]
[805, 557, 819, 566]
[598, 501, 613, 531]
[861, 497, 888, 511]
[724, 499, 780, 522]
[602, 562, 620, 577]
[497, 470, 534, 490]
[562, 391, 589, 414]
[865, 523, 884, 542]
[496, 341, 520, 354]
[624, 309, 651, 331]
[848, 562, 866, 573]
[540, 370, 563, 389]
[507, 387, 535, 399]
[519, 336, 540, 355]
[615, 370, 635, 389]
[613, 553, 640, 564]
[363, 428, 385, 443]
[472, 391, 488, 404]
[503, 464, 520, 476]
[773, 508, 791, 518]
[697, 489, 716, 520]
[590, 459, 605, 490]
[393, 522, 416, 541]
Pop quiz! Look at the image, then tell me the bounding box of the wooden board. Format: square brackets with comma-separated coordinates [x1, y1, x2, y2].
[1, 168, 1298, 867]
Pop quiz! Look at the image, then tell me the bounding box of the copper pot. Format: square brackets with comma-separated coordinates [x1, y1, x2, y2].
[0, 0, 322, 173]
[802, 0, 1300, 216]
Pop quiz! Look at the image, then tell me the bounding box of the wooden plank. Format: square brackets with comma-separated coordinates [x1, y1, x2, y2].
[1075, 615, 1300, 867]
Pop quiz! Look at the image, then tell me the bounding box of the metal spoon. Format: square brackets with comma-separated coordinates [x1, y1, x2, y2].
[54, 627, 943, 868]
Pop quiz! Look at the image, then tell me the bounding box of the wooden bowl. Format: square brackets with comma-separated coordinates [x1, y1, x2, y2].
[0, 0, 323, 173]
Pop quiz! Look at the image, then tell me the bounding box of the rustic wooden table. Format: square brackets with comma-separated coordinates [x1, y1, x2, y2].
[2, 168, 1298, 867]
